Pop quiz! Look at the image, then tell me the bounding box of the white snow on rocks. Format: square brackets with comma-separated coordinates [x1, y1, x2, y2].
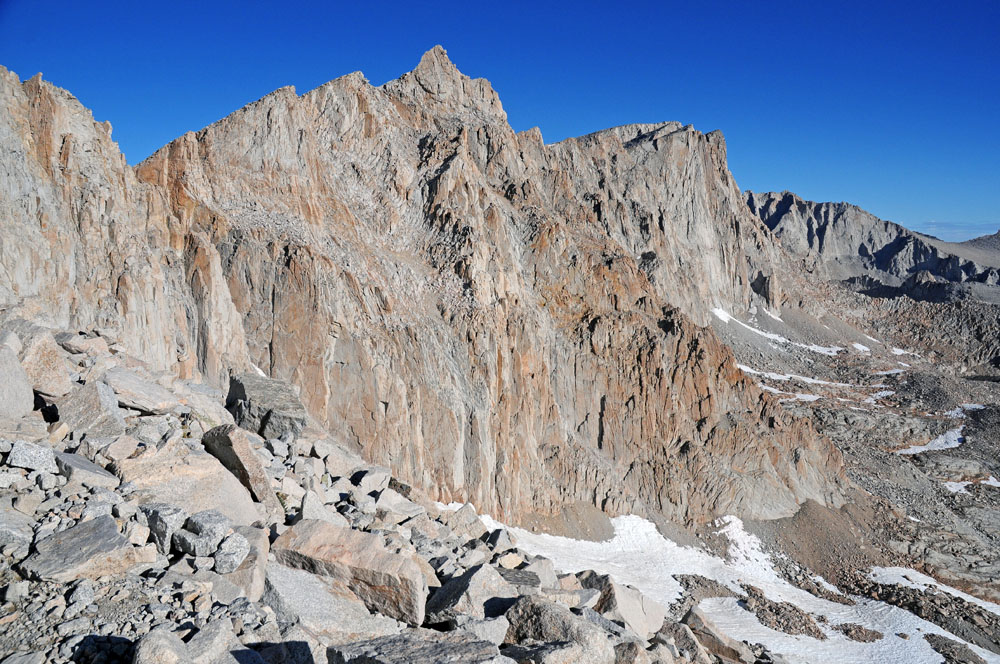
[895, 428, 965, 455]
[711, 308, 843, 356]
[852, 343, 871, 352]
[870, 567, 1000, 618]
[943, 481, 972, 495]
[736, 364, 851, 387]
[874, 368, 905, 376]
[478, 512, 1000, 664]
[943, 403, 986, 418]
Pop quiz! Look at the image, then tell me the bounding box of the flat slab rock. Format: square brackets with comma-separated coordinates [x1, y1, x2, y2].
[57, 380, 127, 438]
[262, 562, 403, 643]
[271, 519, 428, 625]
[0, 346, 34, 420]
[328, 630, 514, 664]
[103, 367, 180, 414]
[202, 424, 283, 522]
[115, 439, 260, 526]
[19, 515, 154, 582]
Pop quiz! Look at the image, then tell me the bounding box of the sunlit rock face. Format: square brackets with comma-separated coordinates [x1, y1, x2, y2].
[0, 47, 845, 528]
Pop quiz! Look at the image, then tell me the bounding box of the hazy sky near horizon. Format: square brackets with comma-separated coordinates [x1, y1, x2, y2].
[1, 0, 997, 241]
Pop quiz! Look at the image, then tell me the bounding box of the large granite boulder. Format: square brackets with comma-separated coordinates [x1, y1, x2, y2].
[225, 373, 307, 440]
[327, 631, 513, 664]
[19, 515, 154, 582]
[0, 346, 34, 420]
[271, 519, 428, 625]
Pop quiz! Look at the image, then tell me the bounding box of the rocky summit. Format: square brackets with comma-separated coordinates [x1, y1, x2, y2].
[0, 46, 999, 664]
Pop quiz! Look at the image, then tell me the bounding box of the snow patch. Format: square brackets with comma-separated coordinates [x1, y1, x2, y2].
[736, 364, 851, 387]
[480, 512, 1000, 664]
[895, 428, 965, 455]
[852, 343, 871, 352]
[870, 567, 1000, 618]
[863, 390, 895, 405]
[943, 404, 986, 418]
[943, 481, 972, 495]
[712, 308, 843, 356]
[874, 368, 905, 376]
[983, 476, 1000, 488]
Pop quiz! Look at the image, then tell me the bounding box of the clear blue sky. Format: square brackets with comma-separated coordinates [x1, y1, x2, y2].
[2, 0, 997, 241]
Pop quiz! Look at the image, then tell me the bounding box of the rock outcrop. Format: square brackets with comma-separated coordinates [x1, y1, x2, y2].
[0, 48, 845, 527]
[746, 190, 1000, 289]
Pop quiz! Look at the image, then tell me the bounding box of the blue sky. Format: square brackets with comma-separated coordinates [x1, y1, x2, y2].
[1, 0, 997, 241]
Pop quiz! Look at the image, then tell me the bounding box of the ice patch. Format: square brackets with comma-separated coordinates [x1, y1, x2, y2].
[736, 364, 851, 387]
[943, 404, 986, 418]
[863, 390, 895, 405]
[870, 567, 1000, 618]
[780, 393, 821, 403]
[480, 512, 1000, 664]
[895, 427, 965, 455]
[712, 308, 843, 356]
[852, 343, 871, 352]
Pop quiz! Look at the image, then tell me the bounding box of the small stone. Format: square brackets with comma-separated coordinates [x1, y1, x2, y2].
[213, 533, 250, 574]
[142, 504, 188, 554]
[172, 529, 217, 557]
[35, 472, 57, 491]
[68, 580, 95, 605]
[184, 510, 232, 548]
[6, 441, 58, 474]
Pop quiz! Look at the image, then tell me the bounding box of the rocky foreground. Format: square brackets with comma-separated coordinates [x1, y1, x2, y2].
[1, 321, 807, 664]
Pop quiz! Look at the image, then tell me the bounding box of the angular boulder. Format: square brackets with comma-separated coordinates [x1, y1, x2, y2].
[683, 605, 755, 664]
[222, 525, 269, 601]
[202, 424, 283, 522]
[426, 564, 520, 624]
[503, 595, 616, 663]
[103, 367, 180, 414]
[327, 631, 510, 664]
[116, 439, 260, 525]
[271, 519, 428, 625]
[578, 570, 667, 639]
[18, 330, 71, 397]
[262, 562, 403, 643]
[19, 515, 153, 582]
[0, 346, 34, 420]
[57, 381, 127, 437]
[0, 504, 34, 547]
[54, 452, 120, 488]
[6, 440, 57, 474]
[225, 373, 307, 440]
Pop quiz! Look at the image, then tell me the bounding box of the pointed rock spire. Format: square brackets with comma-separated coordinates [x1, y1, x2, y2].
[383, 45, 506, 124]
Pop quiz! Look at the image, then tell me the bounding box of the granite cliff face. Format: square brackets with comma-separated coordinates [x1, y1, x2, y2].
[0, 47, 845, 527]
[0, 68, 249, 387]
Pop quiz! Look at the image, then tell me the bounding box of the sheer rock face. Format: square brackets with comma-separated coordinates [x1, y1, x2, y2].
[0, 66, 250, 386]
[0, 48, 844, 526]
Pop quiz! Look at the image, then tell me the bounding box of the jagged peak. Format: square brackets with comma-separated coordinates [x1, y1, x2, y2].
[413, 45, 461, 82]
[381, 45, 506, 124]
